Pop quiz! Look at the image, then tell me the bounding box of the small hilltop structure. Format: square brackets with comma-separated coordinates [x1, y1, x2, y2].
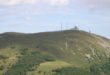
[73, 26, 79, 30]
[71, 26, 80, 30]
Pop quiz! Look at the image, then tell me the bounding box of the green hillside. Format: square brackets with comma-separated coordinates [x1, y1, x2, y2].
[0, 30, 110, 75]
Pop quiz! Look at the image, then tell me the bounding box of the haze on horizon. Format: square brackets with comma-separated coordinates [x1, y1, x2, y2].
[0, 0, 110, 38]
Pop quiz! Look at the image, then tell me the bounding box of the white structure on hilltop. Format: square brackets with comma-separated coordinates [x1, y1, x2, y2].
[71, 26, 79, 30]
[74, 26, 79, 30]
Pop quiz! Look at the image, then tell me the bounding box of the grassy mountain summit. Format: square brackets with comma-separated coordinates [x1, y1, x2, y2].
[0, 30, 110, 75]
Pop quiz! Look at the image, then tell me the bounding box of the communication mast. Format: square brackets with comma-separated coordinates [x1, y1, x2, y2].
[65, 40, 68, 50]
[61, 23, 68, 50]
[88, 24, 91, 34]
[61, 23, 63, 31]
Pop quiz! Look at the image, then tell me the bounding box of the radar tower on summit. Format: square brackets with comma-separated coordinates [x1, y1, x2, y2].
[73, 26, 79, 30]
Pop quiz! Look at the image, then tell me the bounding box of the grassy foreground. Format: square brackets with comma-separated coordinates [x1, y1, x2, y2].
[27, 61, 71, 75]
[0, 30, 110, 75]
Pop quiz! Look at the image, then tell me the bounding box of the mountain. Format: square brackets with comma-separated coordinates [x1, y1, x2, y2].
[0, 30, 110, 75]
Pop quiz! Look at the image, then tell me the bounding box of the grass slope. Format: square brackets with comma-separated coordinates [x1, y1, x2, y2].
[27, 61, 71, 75]
[0, 30, 110, 75]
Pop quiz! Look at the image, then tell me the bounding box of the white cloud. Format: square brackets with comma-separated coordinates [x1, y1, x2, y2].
[0, 0, 110, 10]
[43, 0, 71, 6]
[0, 0, 110, 13]
[75, 0, 110, 10]
[0, 0, 39, 6]
[0, 0, 71, 6]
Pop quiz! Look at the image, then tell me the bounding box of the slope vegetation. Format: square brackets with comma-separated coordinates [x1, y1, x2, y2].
[0, 30, 110, 75]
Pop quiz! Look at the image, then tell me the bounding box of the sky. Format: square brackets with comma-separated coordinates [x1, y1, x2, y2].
[0, 0, 110, 38]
